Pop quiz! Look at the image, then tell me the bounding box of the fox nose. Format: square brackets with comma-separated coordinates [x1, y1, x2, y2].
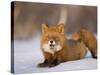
[50, 40, 53, 43]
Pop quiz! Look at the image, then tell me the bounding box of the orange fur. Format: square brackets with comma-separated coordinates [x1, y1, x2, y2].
[72, 29, 97, 58]
[38, 24, 87, 67]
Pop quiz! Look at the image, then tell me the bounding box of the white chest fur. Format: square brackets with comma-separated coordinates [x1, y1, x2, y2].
[42, 44, 62, 55]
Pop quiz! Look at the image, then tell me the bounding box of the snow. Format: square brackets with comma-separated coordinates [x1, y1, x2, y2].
[14, 35, 97, 74]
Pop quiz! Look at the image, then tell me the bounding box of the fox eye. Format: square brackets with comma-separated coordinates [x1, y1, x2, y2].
[47, 36, 50, 41]
[55, 38, 58, 41]
[47, 38, 50, 41]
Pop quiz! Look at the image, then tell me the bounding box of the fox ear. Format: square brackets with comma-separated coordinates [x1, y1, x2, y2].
[57, 24, 64, 34]
[42, 24, 49, 34]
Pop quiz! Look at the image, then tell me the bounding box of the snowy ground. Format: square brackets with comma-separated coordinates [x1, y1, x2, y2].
[14, 35, 97, 74]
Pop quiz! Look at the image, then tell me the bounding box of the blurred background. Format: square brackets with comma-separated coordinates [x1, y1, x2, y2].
[12, 2, 97, 40]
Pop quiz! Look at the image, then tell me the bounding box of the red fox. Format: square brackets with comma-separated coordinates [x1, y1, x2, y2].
[71, 29, 97, 58]
[38, 24, 87, 67]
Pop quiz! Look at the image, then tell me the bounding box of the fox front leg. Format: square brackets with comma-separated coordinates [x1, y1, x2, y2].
[48, 58, 60, 67]
[38, 59, 48, 67]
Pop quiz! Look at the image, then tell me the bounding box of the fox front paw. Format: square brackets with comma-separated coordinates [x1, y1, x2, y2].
[37, 63, 48, 67]
[48, 64, 56, 67]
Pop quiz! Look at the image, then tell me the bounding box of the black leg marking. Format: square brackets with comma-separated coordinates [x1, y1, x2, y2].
[38, 59, 48, 67]
[48, 59, 60, 67]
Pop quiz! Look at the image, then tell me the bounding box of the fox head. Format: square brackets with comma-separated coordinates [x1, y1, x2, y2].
[41, 24, 65, 54]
